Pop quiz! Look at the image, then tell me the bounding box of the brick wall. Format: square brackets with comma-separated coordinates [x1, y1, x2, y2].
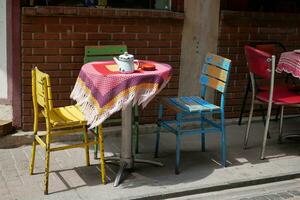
[21, 7, 184, 130]
[218, 11, 300, 119]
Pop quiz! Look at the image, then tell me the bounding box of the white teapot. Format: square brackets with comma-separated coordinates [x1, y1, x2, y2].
[113, 52, 136, 73]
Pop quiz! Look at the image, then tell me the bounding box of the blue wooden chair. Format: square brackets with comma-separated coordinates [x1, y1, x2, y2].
[154, 53, 231, 174]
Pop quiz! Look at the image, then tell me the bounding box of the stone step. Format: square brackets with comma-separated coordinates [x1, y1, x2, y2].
[0, 120, 13, 136]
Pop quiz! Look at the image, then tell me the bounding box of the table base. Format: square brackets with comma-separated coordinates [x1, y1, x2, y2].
[105, 156, 164, 187]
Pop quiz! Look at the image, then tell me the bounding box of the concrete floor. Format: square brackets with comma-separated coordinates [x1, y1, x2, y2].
[0, 117, 299, 200]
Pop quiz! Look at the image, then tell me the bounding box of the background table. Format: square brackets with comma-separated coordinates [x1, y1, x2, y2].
[277, 51, 300, 141]
[277, 51, 300, 78]
[70, 60, 172, 186]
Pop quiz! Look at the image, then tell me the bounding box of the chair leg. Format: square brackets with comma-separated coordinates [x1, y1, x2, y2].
[133, 105, 139, 154]
[98, 126, 106, 184]
[220, 111, 227, 167]
[238, 78, 251, 125]
[278, 106, 284, 144]
[30, 133, 37, 175]
[83, 126, 90, 166]
[30, 116, 38, 175]
[94, 127, 99, 159]
[244, 97, 255, 149]
[44, 134, 51, 195]
[155, 104, 163, 158]
[260, 102, 273, 160]
[200, 113, 205, 152]
[259, 104, 271, 139]
[175, 113, 183, 175]
[175, 134, 181, 175]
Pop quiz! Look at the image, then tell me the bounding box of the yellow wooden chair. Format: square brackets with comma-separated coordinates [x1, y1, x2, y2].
[29, 67, 106, 194]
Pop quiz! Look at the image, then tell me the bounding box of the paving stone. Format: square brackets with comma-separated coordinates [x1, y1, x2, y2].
[250, 196, 269, 200]
[265, 194, 283, 200]
[288, 190, 300, 196]
[277, 192, 294, 199]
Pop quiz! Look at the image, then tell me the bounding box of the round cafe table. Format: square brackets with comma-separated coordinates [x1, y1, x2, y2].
[70, 60, 172, 186]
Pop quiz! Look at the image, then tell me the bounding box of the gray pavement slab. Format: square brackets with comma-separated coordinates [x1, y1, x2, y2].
[0, 117, 299, 199]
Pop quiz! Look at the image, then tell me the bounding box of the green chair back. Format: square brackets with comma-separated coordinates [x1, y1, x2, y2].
[84, 45, 127, 63]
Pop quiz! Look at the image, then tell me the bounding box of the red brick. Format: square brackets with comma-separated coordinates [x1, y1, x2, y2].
[36, 7, 52, 15]
[46, 24, 73, 33]
[150, 26, 171, 33]
[89, 8, 103, 16]
[136, 48, 159, 55]
[77, 7, 90, 16]
[33, 63, 60, 70]
[23, 24, 45, 32]
[125, 25, 148, 33]
[102, 9, 116, 17]
[100, 25, 124, 33]
[160, 33, 181, 40]
[22, 40, 44, 48]
[60, 48, 84, 55]
[46, 40, 71, 48]
[72, 40, 97, 48]
[137, 33, 159, 40]
[23, 48, 32, 56]
[73, 56, 84, 63]
[22, 32, 33, 40]
[63, 7, 77, 15]
[23, 8, 36, 16]
[33, 33, 59, 40]
[160, 48, 181, 55]
[60, 63, 82, 70]
[61, 17, 87, 24]
[74, 24, 98, 32]
[112, 33, 136, 40]
[88, 18, 111, 24]
[146, 55, 170, 62]
[87, 33, 111, 40]
[61, 33, 86, 40]
[125, 41, 148, 48]
[33, 48, 59, 55]
[46, 56, 72, 63]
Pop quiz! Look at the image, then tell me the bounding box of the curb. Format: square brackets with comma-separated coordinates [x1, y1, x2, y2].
[132, 172, 300, 200]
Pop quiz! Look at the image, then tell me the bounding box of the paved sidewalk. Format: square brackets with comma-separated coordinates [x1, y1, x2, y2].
[0, 117, 299, 200]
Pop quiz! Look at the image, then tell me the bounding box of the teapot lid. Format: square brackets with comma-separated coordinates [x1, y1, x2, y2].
[119, 52, 134, 61]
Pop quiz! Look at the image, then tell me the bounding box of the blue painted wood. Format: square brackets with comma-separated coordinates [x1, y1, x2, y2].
[155, 53, 231, 173]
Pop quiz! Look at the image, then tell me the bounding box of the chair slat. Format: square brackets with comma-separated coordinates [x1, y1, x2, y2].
[85, 45, 127, 56]
[202, 64, 228, 82]
[199, 74, 225, 93]
[205, 53, 231, 71]
[36, 94, 45, 107]
[84, 56, 116, 63]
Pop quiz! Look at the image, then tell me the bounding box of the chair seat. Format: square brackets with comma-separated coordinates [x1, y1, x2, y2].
[256, 88, 300, 105]
[258, 83, 294, 91]
[43, 105, 87, 128]
[164, 96, 220, 113]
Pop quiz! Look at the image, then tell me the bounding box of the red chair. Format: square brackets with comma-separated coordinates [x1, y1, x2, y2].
[244, 45, 300, 159]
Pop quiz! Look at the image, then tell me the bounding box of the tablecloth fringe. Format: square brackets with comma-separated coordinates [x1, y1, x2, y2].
[70, 80, 164, 129]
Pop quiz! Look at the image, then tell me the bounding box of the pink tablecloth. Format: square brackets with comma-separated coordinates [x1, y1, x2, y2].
[277, 51, 300, 78]
[70, 60, 172, 129]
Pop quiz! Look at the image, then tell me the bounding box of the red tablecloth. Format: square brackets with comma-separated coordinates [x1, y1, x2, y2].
[70, 60, 172, 128]
[277, 51, 300, 78]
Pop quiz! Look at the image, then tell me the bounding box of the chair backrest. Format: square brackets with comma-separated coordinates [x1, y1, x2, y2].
[244, 45, 273, 80]
[249, 41, 286, 60]
[199, 53, 231, 95]
[84, 45, 127, 63]
[32, 67, 53, 116]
